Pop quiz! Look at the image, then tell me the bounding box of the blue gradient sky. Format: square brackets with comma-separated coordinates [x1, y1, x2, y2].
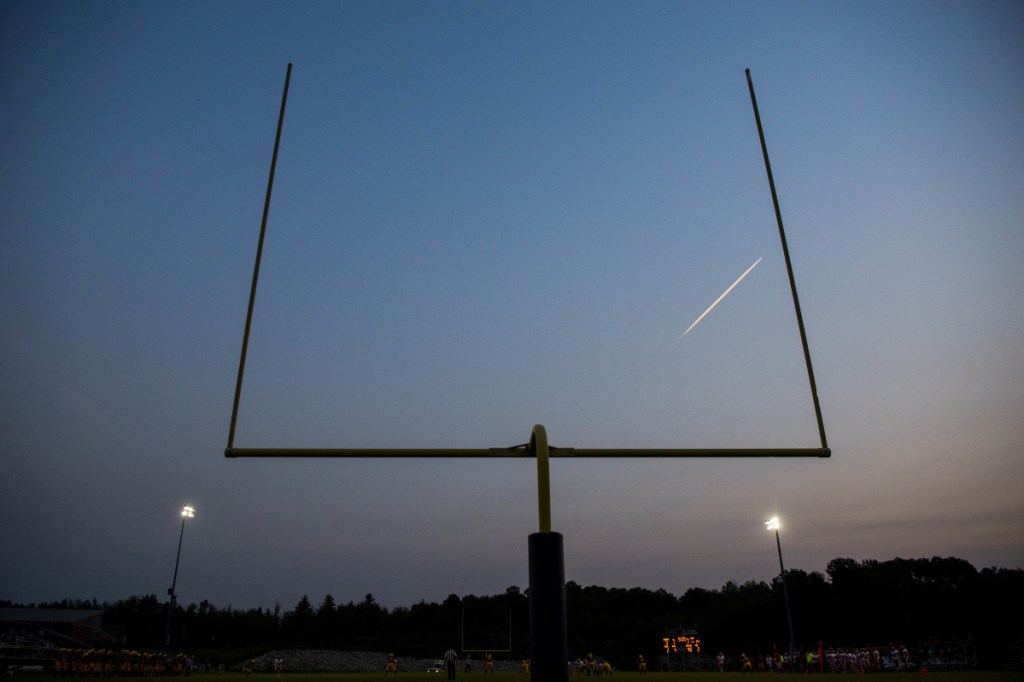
[2, 0, 1022, 611]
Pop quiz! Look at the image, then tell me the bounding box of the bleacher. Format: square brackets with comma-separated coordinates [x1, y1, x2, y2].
[1, 608, 115, 673]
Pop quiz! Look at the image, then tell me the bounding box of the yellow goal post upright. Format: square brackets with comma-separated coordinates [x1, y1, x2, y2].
[224, 65, 830, 682]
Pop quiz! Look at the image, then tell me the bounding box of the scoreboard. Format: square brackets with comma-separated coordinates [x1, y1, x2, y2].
[662, 627, 701, 654]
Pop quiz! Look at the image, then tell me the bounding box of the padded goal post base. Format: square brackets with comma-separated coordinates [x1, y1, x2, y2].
[528, 531, 569, 682]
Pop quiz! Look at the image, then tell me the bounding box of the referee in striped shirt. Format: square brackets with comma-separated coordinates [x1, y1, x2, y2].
[443, 647, 458, 679]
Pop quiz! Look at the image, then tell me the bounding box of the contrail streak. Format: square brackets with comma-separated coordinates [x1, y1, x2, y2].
[680, 257, 763, 338]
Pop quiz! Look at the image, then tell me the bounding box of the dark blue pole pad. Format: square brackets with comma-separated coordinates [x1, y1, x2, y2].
[528, 531, 569, 682]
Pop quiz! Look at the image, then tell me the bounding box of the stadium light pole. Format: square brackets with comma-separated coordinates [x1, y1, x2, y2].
[765, 517, 796, 671]
[164, 505, 195, 651]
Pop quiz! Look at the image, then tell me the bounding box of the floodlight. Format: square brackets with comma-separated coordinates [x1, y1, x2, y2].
[765, 514, 795, 668]
[166, 504, 195, 650]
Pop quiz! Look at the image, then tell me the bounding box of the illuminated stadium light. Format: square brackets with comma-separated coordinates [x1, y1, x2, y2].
[166, 504, 195, 650]
[765, 515, 796, 669]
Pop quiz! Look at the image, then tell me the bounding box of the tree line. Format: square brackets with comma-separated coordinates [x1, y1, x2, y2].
[6, 556, 1022, 668]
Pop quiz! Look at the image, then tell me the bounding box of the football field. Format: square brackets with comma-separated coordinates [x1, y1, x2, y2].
[8, 671, 1012, 682]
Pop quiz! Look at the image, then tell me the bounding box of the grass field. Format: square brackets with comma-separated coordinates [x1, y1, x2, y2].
[9, 673, 1021, 682]
[211, 674, 1019, 682]
[9, 667, 1024, 679]
[221, 674, 1022, 682]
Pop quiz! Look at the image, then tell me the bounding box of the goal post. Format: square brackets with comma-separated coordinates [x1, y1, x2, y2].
[461, 608, 513, 654]
[224, 65, 831, 682]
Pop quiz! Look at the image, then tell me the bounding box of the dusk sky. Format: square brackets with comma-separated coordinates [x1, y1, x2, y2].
[2, 1, 1022, 613]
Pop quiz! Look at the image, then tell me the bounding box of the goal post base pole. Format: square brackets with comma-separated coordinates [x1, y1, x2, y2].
[528, 531, 568, 682]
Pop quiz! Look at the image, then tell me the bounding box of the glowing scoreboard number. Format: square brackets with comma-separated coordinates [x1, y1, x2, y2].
[662, 628, 701, 654]
[662, 634, 701, 654]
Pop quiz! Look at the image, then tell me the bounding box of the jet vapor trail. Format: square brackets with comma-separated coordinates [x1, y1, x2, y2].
[680, 257, 763, 338]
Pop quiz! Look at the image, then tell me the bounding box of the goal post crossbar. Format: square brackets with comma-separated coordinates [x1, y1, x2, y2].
[225, 447, 830, 458]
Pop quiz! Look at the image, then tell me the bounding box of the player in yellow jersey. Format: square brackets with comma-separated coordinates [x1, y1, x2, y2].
[484, 653, 495, 675]
[384, 652, 397, 677]
[53, 649, 66, 677]
[638, 654, 647, 675]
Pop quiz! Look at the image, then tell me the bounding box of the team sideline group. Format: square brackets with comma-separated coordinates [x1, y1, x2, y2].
[39, 643, 916, 677]
[52, 649, 196, 677]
